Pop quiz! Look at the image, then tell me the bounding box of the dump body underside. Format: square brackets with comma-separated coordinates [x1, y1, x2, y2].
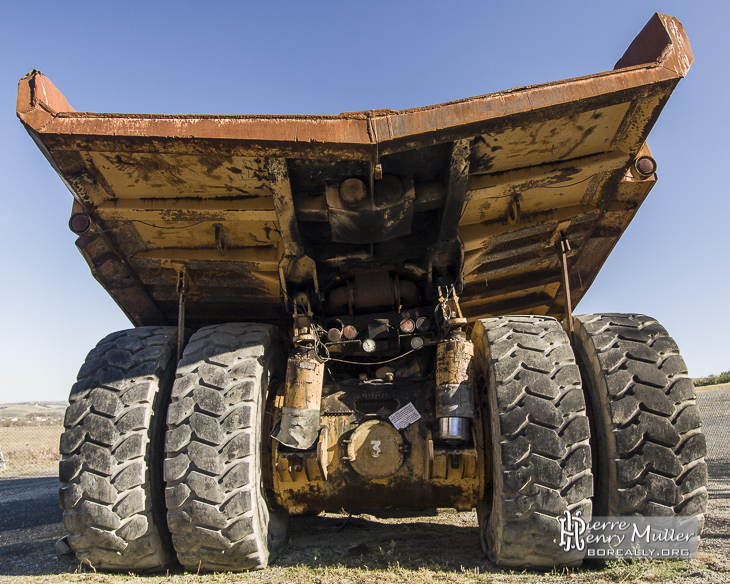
[17, 14, 692, 329]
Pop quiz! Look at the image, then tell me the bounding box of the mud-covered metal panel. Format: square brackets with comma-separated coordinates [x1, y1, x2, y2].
[17, 13, 692, 325]
[272, 377, 484, 513]
[325, 176, 416, 244]
[469, 103, 632, 175]
[86, 153, 269, 198]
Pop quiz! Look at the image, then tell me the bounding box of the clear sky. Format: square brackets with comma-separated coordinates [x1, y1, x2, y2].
[1, 1, 728, 402]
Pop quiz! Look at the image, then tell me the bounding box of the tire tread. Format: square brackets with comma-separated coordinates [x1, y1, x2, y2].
[165, 323, 287, 571]
[573, 314, 707, 525]
[60, 326, 177, 571]
[474, 315, 592, 568]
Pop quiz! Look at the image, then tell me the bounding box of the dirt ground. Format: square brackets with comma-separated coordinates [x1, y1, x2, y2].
[0, 425, 63, 479]
[0, 387, 728, 583]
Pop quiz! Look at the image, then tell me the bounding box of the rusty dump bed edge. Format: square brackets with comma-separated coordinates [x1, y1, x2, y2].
[17, 13, 692, 328]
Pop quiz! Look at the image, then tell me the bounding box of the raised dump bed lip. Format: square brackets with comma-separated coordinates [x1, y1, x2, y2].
[17, 13, 691, 158]
[16, 13, 693, 328]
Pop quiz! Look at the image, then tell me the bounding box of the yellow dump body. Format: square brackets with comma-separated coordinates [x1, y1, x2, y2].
[17, 14, 692, 329]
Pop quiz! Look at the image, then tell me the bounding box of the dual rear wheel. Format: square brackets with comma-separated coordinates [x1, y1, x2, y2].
[59, 323, 288, 572]
[475, 314, 707, 568]
[59, 314, 707, 571]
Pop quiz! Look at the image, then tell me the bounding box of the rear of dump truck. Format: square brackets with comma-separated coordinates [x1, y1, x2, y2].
[17, 13, 707, 572]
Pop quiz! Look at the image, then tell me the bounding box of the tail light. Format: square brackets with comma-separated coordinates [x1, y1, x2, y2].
[416, 317, 431, 332]
[399, 319, 415, 333]
[69, 213, 91, 234]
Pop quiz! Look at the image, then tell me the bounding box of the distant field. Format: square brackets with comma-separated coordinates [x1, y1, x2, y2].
[0, 401, 66, 421]
[0, 424, 63, 479]
[0, 382, 725, 480]
[0, 403, 66, 478]
[696, 382, 730, 391]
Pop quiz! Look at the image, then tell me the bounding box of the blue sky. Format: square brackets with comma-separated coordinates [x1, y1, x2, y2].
[1, 1, 728, 402]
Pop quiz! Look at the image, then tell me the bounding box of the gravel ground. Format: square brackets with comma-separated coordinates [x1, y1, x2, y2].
[694, 386, 730, 562]
[0, 386, 728, 581]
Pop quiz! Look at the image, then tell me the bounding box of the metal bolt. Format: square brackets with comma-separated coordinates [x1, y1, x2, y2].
[339, 178, 367, 206]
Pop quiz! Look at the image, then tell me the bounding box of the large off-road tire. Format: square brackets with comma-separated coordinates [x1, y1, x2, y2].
[473, 316, 593, 568]
[164, 323, 289, 571]
[571, 314, 708, 526]
[59, 327, 178, 571]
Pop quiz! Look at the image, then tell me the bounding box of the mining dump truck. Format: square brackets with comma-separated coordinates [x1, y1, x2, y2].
[17, 13, 707, 572]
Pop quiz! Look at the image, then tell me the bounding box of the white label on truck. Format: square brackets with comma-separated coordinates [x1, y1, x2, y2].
[371, 440, 382, 458]
[389, 402, 421, 430]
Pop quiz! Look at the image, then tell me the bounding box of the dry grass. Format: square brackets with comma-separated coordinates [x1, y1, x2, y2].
[0, 555, 722, 584]
[0, 425, 63, 478]
[2, 508, 727, 584]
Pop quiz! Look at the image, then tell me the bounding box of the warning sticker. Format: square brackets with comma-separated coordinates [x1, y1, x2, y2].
[389, 402, 421, 430]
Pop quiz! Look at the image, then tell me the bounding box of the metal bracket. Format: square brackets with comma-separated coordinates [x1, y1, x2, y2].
[292, 292, 316, 345]
[437, 284, 467, 334]
[267, 158, 319, 295]
[316, 426, 329, 481]
[556, 232, 574, 339]
[176, 268, 188, 362]
[429, 139, 471, 281]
